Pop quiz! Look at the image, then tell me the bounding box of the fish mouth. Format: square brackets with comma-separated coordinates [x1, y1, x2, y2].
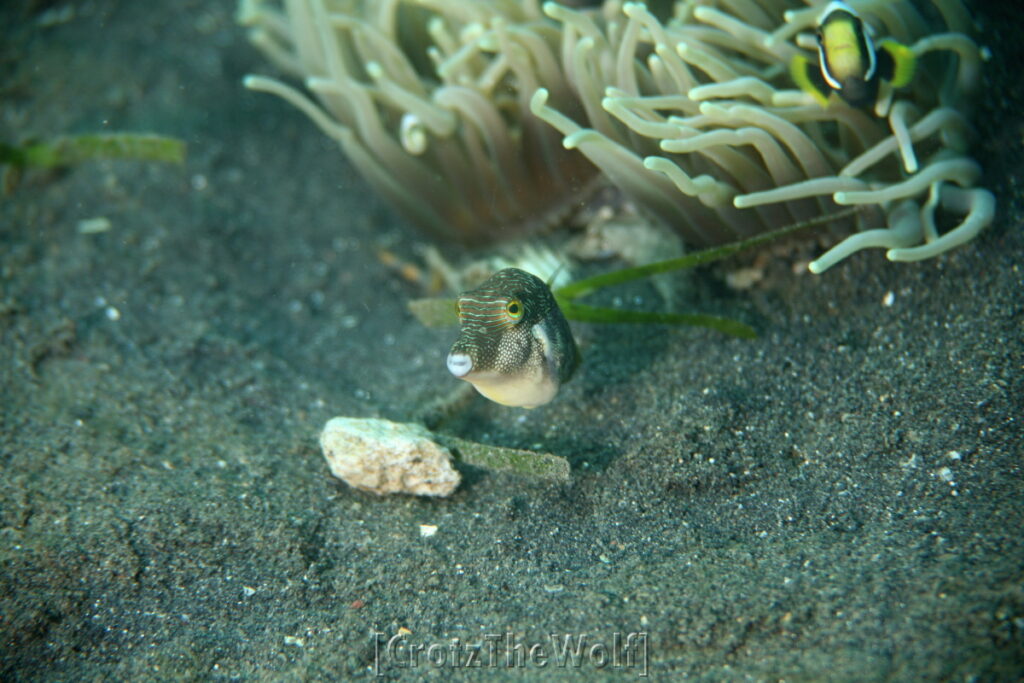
[446, 352, 473, 378]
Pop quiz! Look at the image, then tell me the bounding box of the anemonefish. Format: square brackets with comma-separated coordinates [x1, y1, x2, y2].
[446, 268, 579, 408]
[790, 1, 916, 111]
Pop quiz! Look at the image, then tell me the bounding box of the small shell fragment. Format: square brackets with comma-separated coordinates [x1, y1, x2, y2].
[77, 217, 112, 234]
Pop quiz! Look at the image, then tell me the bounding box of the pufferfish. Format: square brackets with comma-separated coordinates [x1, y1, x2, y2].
[790, 0, 916, 110]
[446, 268, 579, 408]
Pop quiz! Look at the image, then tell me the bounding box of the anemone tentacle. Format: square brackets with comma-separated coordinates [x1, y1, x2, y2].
[240, 0, 993, 271]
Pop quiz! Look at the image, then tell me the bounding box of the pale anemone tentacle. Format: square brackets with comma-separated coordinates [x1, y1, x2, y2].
[920, 180, 944, 244]
[674, 41, 744, 85]
[328, 15, 424, 92]
[614, 6, 644, 95]
[240, 0, 993, 269]
[839, 107, 970, 177]
[398, 113, 428, 155]
[692, 6, 798, 62]
[622, 3, 700, 91]
[911, 33, 991, 96]
[363, 62, 456, 138]
[530, 88, 742, 245]
[602, 91, 683, 140]
[426, 16, 459, 61]
[887, 99, 919, 174]
[714, 0, 773, 31]
[532, 0, 992, 270]
[834, 158, 981, 205]
[239, 0, 597, 246]
[702, 102, 834, 180]
[809, 200, 923, 274]
[735, 176, 869, 208]
[688, 77, 779, 105]
[887, 185, 995, 262]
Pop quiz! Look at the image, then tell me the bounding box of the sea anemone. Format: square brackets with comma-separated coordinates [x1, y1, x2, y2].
[239, 0, 994, 272]
[237, 0, 596, 245]
[531, 0, 994, 272]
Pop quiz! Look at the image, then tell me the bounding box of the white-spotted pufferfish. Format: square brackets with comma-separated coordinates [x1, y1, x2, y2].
[446, 268, 579, 408]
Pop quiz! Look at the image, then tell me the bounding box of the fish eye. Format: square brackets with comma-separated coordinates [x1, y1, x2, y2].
[505, 299, 523, 320]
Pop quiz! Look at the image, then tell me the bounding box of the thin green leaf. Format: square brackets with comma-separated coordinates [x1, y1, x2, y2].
[408, 297, 459, 327]
[0, 143, 27, 166]
[2, 133, 186, 169]
[436, 434, 571, 482]
[559, 301, 756, 338]
[556, 208, 859, 301]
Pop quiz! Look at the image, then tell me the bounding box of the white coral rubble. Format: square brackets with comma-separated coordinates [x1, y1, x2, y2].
[319, 417, 460, 497]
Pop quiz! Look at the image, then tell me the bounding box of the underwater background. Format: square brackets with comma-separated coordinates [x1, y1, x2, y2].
[1, 0, 1022, 679]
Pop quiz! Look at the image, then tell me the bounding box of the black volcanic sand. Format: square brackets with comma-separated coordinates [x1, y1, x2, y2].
[1, 2, 1021, 680]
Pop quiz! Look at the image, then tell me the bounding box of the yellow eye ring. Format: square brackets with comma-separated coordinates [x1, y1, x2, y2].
[505, 299, 523, 320]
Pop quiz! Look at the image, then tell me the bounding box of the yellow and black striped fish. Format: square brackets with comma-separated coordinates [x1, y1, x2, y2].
[446, 268, 578, 408]
[791, 1, 916, 110]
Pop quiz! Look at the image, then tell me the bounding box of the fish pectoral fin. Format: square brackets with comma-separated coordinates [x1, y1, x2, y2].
[790, 53, 833, 108]
[877, 39, 916, 88]
[531, 324, 559, 381]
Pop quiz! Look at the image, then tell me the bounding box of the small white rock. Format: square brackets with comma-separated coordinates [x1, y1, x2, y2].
[319, 417, 460, 497]
[419, 524, 438, 538]
[725, 266, 764, 291]
[77, 216, 112, 234]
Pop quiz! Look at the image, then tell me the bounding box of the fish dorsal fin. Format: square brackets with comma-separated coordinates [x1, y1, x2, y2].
[545, 262, 566, 289]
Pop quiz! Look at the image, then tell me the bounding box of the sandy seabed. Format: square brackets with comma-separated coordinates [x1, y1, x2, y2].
[1, 1, 1021, 679]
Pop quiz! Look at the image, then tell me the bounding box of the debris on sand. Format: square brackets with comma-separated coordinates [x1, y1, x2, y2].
[319, 417, 460, 497]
